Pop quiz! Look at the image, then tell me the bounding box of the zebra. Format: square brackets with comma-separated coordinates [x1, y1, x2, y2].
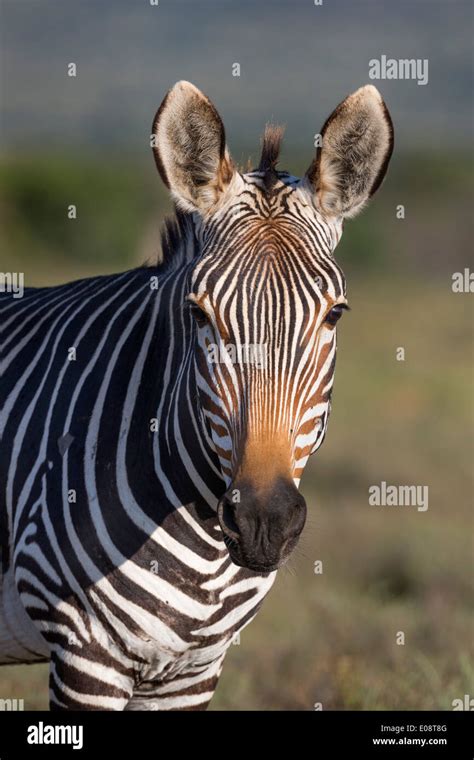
[0, 81, 393, 710]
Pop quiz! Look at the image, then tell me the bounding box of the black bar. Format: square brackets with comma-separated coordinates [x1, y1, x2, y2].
[0, 710, 472, 757]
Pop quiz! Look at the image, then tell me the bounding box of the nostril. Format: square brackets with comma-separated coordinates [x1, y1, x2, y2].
[218, 497, 240, 542]
[287, 500, 307, 539]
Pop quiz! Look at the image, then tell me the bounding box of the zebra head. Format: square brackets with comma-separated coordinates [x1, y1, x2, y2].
[152, 81, 393, 573]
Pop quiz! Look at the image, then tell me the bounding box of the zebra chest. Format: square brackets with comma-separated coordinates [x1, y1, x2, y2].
[101, 556, 276, 681]
[15, 460, 276, 681]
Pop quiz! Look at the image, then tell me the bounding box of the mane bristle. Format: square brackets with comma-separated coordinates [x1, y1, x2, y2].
[258, 123, 285, 174]
[158, 208, 197, 270]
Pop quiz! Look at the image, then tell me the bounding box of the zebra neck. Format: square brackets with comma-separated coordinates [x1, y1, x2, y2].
[144, 264, 226, 524]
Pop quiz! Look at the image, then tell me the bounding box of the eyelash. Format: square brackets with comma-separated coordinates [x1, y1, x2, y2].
[189, 303, 209, 327]
[324, 304, 349, 326]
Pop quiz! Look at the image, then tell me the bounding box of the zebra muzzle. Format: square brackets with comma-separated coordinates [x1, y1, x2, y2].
[217, 479, 307, 573]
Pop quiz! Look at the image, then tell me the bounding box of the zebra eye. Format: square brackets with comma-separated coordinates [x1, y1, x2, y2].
[190, 303, 209, 327]
[325, 304, 347, 326]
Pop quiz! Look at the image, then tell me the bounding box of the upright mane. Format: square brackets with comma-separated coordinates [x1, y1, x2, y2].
[258, 123, 285, 190]
[158, 209, 198, 271]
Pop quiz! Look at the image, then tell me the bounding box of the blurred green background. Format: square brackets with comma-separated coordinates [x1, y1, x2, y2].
[1, 0, 472, 710]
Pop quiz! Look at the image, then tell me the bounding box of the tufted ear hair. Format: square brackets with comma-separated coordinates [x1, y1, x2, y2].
[304, 85, 394, 218]
[152, 81, 236, 215]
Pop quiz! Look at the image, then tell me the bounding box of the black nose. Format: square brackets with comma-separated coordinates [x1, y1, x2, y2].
[217, 478, 307, 572]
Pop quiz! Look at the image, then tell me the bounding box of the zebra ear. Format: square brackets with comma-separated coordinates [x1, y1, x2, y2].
[152, 81, 236, 215]
[305, 85, 394, 219]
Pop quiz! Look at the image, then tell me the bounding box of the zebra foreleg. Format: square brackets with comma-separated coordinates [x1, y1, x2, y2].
[48, 648, 135, 711]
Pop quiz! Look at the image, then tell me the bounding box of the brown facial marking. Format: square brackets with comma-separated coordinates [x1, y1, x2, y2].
[234, 433, 293, 496]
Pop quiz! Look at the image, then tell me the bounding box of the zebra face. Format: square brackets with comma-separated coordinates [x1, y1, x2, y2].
[152, 81, 393, 572]
[186, 183, 347, 571]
